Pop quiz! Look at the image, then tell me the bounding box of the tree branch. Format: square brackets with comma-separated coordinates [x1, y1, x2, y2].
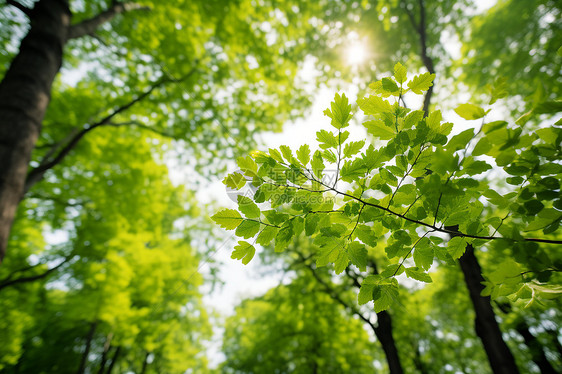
[6, 0, 32, 17]
[0, 255, 71, 292]
[68, 2, 150, 40]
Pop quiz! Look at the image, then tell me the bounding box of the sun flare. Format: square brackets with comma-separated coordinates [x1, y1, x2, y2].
[346, 42, 367, 66]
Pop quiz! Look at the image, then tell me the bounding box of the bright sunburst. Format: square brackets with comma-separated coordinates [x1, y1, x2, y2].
[347, 42, 367, 65]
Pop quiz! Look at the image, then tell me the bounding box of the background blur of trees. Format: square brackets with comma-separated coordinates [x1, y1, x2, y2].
[0, 0, 560, 373]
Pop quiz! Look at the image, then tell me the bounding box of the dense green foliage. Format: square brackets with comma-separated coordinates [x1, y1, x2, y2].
[213, 63, 562, 312]
[1, 0, 561, 373]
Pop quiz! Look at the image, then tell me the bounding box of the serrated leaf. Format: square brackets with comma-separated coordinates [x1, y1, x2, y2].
[340, 158, 367, 182]
[347, 242, 368, 271]
[231, 241, 256, 265]
[358, 95, 392, 115]
[237, 156, 258, 175]
[256, 226, 278, 246]
[279, 145, 293, 162]
[407, 72, 435, 94]
[334, 250, 349, 274]
[311, 150, 325, 178]
[454, 103, 486, 120]
[358, 275, 379, 305]
[405, 267, 432, 283]
[296, 144, 310, 166]
[324, 93, 352, 129]
[364, 119, 396, 140]
[223, 172, 246, 190]
[322, 149, 337, 163]
[448, 236, 467, 259]
[394, 62, 407, 84]
[317, 129, 339, 149]
[343, 140, 365, 158]
[237, 195, 260, 218]
[413, 238, 434, 271]
[404, 110, 424, 129]
[381, 77, 399, 94]
[211, 209, 243, 230]
[374, 284, 399, 313]
[305, 214, 320, 235]
[235, 220, 260, 239]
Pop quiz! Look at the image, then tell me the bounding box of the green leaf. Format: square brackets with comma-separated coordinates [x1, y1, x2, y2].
[404, 110, 424, 129]
[357, 95, 392, 115]
[256, 226, 278, 246]
[463, 159, 492, 176]
[524, 200, 545, 215]
[358, 275, 379, 305]
[305, 214, 320, 235]
[311, 150, 325, 178]
[347, 242, 368, 272]
[237, 156, 258, 175]
[211, 209, 243, 230]
[340, 159, 367, 182]
[235, 220, 260, 239]
[279, 145, 293, 162]
[231, 241, 256, 265]
[324, 93, 352, 129]
[405, 267, 432, 283]
[413, 238, 433, 271]
[381, 77, 399, 94]
[316, 129, 339, 149]
[343, 140, 365, 158]
[374, 284, 399, 313]
[334, 250, 349, 274]
[296, 144, 310, 166]
[393, 62, 407, 84]
[407, 72, 436, 94]
[448, 236, 467, 259]
[364, 119, 396, 140]
[446, 129, 474, 152]
[237, 195, 260, 218]
[223, 172, 246, 190]
[454, 103, 486, 120]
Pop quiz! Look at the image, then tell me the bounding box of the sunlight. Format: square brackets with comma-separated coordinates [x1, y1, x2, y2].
[346, 42, 367, 65]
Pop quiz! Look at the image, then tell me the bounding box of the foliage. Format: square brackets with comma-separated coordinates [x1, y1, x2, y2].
[220, 274, 379, 373]
[213, 62, 562, 312]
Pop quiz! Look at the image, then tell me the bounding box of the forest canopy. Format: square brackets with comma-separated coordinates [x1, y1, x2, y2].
[0, 0, 561, 373]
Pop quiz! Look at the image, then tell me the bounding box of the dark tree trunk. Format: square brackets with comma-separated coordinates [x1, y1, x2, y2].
[106, 346, 122, 374]
[0, 0, 70, 262]
[76, 321, 98, 374]
[515, 321, 557, 374]
[374, 310, 404, 374]
[458, 244, 520, 374]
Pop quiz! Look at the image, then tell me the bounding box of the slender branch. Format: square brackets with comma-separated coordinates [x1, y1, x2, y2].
[24, 66, 198, 193]
[0, 256, 71, 291]
[6, 0, 31, 17]
[68, 2, 150, 40]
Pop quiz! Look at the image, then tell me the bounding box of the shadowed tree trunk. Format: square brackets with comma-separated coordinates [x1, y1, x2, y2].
[77, 321, 98, 374]
[106, 346, 122, 374]
[0, 0, 70, 262]
[0, 0, 144, 263]
[457, 243, 520, 374]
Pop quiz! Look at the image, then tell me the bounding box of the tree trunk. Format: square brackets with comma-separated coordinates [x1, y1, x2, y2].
[458, 244, 520, 374]
[76, 321, 98, 374]
[515, 320, 557, 374]
[0, 0, 70, 262]
[106, 346, 122, 374]
[140, 351, 150, 374]
[374, 310, 404, 374]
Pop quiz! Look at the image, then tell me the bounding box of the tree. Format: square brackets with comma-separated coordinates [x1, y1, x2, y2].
[220, 273, 380, 373]
[212, 63, 562, 372]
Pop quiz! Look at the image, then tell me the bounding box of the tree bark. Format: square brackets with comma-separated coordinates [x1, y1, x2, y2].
[76, 321, 98, 374]
[0, 0, 70, 262]
[106, 346, 122, 374]
[374, 310, 404, 374]
[515, 321, 557, 374]
[458, 244, 520, 374]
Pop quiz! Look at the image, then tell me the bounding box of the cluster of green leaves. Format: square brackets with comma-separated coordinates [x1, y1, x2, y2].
[213, 62, 562, 312]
